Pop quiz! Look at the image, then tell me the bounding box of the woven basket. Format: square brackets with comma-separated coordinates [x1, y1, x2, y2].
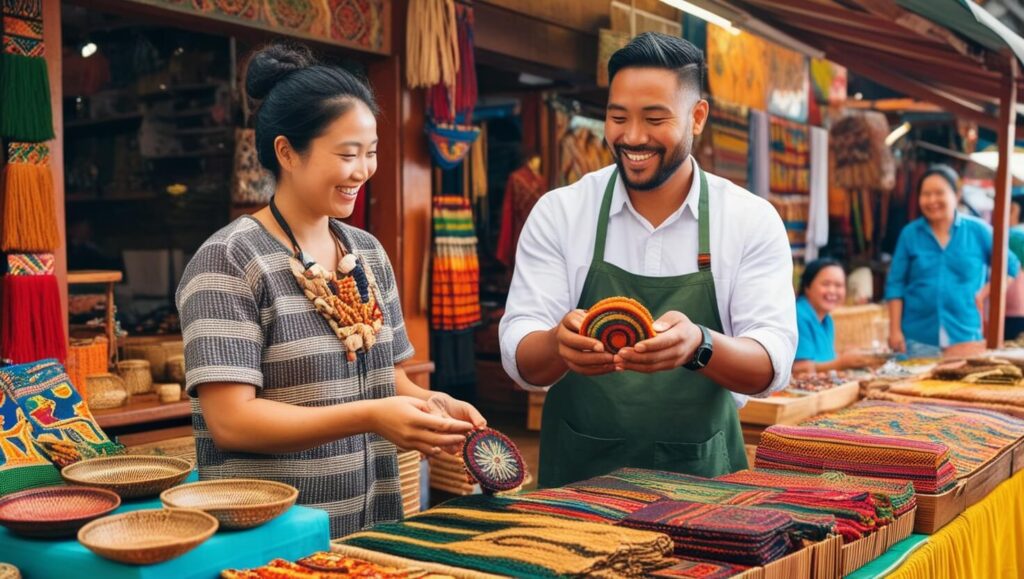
[85, 374, 128, 410]
[160, 479, 297, 529]
[156, 383, 182, 404]
[0, 485, 121, 538]
[398, 450, 421, 516]
[62, 456, 192, 499]
[0, 563, 20, 579]
[67, 338, 109, 401]
[832, 304, 889, 354]
[78, 508, 218, 565]
[117, 360, 153, 395]
[123, 344, 169, 381]
[166, 355, 186, 384]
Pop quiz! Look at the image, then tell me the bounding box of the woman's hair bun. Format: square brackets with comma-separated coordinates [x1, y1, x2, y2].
[245, 43, 315, 101]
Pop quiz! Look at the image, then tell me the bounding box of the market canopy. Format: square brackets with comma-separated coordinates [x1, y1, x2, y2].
[695, 0, 1024, 131]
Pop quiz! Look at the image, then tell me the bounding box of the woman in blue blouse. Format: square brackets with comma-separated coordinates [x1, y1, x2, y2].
[886, 164, 1020, 356]
[793, 259, 880, 375]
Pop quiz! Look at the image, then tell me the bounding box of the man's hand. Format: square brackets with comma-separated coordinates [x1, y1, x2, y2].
[615, 311, 704, 373]
[554, 309, 616, 376]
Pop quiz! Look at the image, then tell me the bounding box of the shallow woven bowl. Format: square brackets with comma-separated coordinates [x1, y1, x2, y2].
[0, 486, 121, 538]
[62, 456, 192, 499]
[78, 508, 218, 565]
[160, 479, 297, 529]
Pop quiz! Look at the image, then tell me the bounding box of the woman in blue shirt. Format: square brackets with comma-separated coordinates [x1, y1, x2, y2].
[886, 164, 1020, 356]
[793, 259, 880, 375]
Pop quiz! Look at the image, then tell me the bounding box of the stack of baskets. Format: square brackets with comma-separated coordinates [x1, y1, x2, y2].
[397, 451, 421, 516]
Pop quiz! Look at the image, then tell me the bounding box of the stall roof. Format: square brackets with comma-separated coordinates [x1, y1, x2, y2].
[703, 0, 1024, 130]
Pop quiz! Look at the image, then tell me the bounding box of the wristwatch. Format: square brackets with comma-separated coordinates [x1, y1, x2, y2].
[683, 324, 714, 370]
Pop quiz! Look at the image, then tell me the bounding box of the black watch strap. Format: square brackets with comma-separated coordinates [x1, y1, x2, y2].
[683, 324, 713, 370]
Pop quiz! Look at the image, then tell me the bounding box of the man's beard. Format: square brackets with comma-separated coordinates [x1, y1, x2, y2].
[612, 136, 691, 192]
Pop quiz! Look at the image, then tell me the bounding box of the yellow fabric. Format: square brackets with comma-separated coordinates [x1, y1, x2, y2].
[889, 469, 1024, 579]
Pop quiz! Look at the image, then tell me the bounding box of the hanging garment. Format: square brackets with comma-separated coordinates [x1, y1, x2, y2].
[749, 110, 770, 199]
[430, 195, 481, 331]
[495, 165, 547, 268]
[805, 126, 830, 261]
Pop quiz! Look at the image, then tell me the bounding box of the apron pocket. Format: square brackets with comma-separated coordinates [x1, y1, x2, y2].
[653, 431, 731, 478]
[556, 420, 627, 484]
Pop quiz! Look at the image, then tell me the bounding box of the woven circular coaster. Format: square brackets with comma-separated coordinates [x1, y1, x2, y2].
[461, 428, 526, 494]
[579, 296, 656, 353]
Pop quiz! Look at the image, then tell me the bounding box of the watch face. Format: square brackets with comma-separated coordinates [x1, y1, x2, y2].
[696, 346, 713, 366]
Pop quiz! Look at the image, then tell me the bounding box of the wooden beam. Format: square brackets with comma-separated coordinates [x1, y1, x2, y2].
[832, 50, 999, 130]
[474, 1, 597, 79]
[988, 58, 1018, 349]
[850, 0, 971, 57]
[739, 0, 935, 38]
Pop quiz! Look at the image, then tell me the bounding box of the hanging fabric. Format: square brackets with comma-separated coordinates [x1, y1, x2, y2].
[749, 110, 770, 199]
[405, 0, 459, 89]
[430, 195, 481, 331]
[707, 99, 750, 189]
[2, 253, 66, 364]
[769, 116, 810, 195]
[805, 127, 829, 261]
[423, 2, 479, 168]
[1, 0, 54, 142]
[1, 141, 59, 252]
[496, 165, 546, 268]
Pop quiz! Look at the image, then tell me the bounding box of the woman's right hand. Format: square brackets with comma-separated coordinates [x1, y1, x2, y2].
[370, 396, 474, 456]
[555, 309, 616, 375]
[889, 330, 906, 354]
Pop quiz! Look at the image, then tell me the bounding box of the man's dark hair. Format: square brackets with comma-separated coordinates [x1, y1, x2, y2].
[607, 32, 705, 92]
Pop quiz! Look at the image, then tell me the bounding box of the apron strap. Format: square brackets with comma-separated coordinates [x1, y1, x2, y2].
[594, 166, 712, 272]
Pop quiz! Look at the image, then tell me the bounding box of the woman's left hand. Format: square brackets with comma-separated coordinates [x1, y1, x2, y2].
[426, 393, 487, 453]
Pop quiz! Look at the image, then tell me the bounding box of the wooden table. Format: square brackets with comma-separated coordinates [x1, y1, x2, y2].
[67, 269, 123, 365]
[92, 392, 192, 446]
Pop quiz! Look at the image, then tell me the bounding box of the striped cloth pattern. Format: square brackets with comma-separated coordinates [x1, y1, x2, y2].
[176, 216, 414, 539]
[7, 141, 48, 164]
[430, 195, 481, 331]
[6, 253, 53, 275]
[800, 401, 1024, 481]
[2, 0, 44, 57]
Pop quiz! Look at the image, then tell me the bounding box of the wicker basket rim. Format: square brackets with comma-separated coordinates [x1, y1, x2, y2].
[160, 479, 298, 511]
[117, 359, 151, 367]
[0, 485, 121, 524]
[62, 455, 193, 485]
[77, 508, 218, 551]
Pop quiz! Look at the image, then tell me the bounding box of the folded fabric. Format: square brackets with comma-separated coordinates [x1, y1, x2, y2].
[0, 359, 122, 466]
[340, 506, 673, 578]
[756, 425, 956, 494]
[719, 469, 917, 522]
[619, 499, 822, 567]
[888, 379, 1024, 409]
[799, 401, 1024, 481]
[868, 389, 1024, 419]
[648, 559, 749, 578]
[221, 556, 426, 578]
[0, 387, 62, 496]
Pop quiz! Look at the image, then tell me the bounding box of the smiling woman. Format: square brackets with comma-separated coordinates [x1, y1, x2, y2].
[174, 42, 487, 539]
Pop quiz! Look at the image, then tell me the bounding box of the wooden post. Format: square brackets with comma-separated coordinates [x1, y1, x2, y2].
[988, 58, 1018, 349]
[43, 0, 68, 337]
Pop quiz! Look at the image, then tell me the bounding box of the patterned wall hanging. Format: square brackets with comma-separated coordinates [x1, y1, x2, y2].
[765, 43, 809, 124]
[2, 253, 67, 364]
[430, 195, 480, 331]
[708, 99, 751, 188]
[706, 24, 767, 111]
[122, 0, 387, 53]
[1, 142, 60, 252]
[1, 0, 54, 142]
[769, 116, 810, 195]
[422, 2, 479, 168]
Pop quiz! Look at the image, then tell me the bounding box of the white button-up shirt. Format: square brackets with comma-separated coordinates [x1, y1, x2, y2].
[498, 159, 797, 408]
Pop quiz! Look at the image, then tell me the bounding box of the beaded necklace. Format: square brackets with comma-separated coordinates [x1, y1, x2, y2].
[269, 197, 383, 362]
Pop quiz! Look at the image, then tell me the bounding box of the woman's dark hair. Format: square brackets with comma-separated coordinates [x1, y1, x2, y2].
[245, 43, 379, 178]
[799, 258, 844, 296]
[607, 32, 705, 93]
[917, 164, 961, 197]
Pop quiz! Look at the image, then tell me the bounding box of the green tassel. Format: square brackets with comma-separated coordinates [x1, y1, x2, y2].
[0, 53, 55, 142]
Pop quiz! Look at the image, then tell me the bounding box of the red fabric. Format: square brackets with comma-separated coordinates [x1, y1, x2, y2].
[496, 166, 547, 267]
[2, 275, 67, 363]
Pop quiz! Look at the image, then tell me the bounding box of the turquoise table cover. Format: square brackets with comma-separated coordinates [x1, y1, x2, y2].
[846, 534, 930, 579]
[0, 473, 330, 579]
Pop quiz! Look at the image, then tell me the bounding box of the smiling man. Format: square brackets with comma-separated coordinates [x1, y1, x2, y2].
[499, 32, 797, 487]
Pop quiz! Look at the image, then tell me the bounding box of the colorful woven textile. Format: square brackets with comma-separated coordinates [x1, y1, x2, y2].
[709, 99, 750, 188]
[340, 506, 674, 577]
[221, 555, 432, 578]
[888, 379, 1024, 408]
[579, 297, 656, 354]
[769, 116, 809, 195]
[430, 195, 481, 331]
[0, 386, 61, 496]
[6, 253, 53, 275]
[0, 360, 122, 466]
[426, 122, 480, 170]
[1, 0, 54, 142]
[619, 499, 813, 567]
[800, 401, 1024, 481]
[719, 469, 917, 522]
[2, 142, 60, 252]
[648, 559, 749, 578]
[756, 425, 956, 494]
[461, 428, 525, 494]
[868, 389, 1024, 420]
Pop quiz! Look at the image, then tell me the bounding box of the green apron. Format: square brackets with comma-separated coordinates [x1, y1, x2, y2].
[538, 167, 748, 488]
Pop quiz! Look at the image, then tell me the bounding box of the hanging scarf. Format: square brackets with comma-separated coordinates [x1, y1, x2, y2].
[1, 0, 54, 142]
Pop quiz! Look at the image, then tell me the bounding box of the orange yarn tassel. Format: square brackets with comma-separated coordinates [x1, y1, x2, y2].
[1, 161, 60, 252]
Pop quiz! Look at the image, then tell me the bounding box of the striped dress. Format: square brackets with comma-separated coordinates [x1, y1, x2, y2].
[175, 216, 414, 538]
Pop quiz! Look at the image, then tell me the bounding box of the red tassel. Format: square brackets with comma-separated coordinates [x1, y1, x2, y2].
[1, 275, 67, 364]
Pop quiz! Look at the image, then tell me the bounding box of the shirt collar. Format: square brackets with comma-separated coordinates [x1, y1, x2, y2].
[609, 157, 702, 224]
